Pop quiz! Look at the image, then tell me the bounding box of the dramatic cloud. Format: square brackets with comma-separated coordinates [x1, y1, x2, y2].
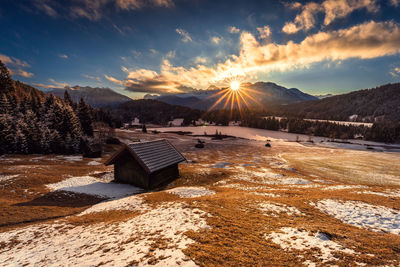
[33, 78, 68, 88]
[104, 74, 125, 85]
[0, 54, 33, 78]
[33, 0, 58, 17]
[229, 26, 240, 34]
[107, 21, 400, 93]
[194, 56, 207, 64]
[10, 69, 34, 78]
[211, 36, 222, 44]
[35, 0, 174, 21]
[83, 74, 102, 82]
[390, 67, 400, 77]
[116, 0, 173, 10]
[257, 26, 271, 40]
[176, 28, 192, 42]
[391, 0, 400, 7]
[282, 0, 379, 34]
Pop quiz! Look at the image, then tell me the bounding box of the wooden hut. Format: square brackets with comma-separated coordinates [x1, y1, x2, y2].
[104, 139, 186, 189]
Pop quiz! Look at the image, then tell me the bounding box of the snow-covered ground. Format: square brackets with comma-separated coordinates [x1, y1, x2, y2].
[322, 185, 369, 191]
[150, 126, 400, 152]
[46, 176, 143, 198]
[356, 190, 400, 198]
[258, 202, 304, 217]
[0, 174, 19, 182]
[79, 195, 147, 216]
[1, 131, 400, 266]
[167, 186, 215, 198]
[266, 227, 356, 264]
[209, 162, 233, 168]
[311, 199, 400, 235]
[87, 160, 101, 166]
[0, 202, 209, 266]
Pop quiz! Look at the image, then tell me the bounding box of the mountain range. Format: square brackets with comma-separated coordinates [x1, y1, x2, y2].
[41, 81, 400, 123]
[145, 82, 317, 110]
[48, 86, 131, 108]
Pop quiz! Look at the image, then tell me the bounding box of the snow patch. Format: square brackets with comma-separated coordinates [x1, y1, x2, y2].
[209, 162, 233, 168]
[0, 174, 19, 182]
[252, 192, 280, 197]
[266, 227, 356, 264]
[264, 178, 313, 185]
[87, 160, 101, 166]
[322, 185, 369, 191]
[58, 155, 83, 161]
[46, 176, 142, 198]
[79, 195, 147, 215]
[0, 202, 209, 266]
[258, 202, 304, 217]
[168, 187, 215, 198]
[356, 190, 400, 198]
[311, 199, 400, 235]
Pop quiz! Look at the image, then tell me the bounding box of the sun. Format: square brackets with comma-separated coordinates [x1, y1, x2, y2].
[230, 80, 240, 91]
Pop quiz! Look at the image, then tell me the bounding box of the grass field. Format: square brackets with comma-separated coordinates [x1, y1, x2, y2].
[1, 130, 400, 266]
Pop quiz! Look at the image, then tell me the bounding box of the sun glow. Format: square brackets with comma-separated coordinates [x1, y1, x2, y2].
[230, 81, 240, 91]
[206, 79, 263, 118]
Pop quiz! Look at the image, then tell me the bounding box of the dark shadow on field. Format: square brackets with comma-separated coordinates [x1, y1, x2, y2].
[14, 191, 104, 208]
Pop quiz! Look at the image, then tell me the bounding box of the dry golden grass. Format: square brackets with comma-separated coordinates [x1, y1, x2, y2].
[0, 150, 118, 229]
[1, 131, 400, 266]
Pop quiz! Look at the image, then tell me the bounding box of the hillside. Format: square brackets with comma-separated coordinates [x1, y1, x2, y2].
[148, 82, 317, 110]
[280, 83, 400, 122]
[48, 86, 131, 108]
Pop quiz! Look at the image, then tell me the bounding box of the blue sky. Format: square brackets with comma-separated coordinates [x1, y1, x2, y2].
[1, 0, 400, 98]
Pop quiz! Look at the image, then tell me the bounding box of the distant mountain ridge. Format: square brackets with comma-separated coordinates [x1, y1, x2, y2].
[145, 82, 317, 110]
[48, 86, 131, 108]
[280, 83, 400, 122]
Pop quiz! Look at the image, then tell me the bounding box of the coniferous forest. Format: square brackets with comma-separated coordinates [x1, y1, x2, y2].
[0, 60, 117, 155]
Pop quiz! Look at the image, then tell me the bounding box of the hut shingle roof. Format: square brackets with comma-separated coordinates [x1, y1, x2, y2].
[105, 139, 186, 173]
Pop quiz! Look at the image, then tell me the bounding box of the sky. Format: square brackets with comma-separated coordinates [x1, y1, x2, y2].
[1, 0, 400, 98]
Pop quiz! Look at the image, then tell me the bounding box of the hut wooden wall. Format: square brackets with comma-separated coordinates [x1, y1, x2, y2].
[149, 164, 179, 188]
[114, 153, 148, 188]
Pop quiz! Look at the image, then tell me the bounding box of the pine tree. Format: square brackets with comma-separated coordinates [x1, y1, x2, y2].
[40, 126, 51, 154]
[14, 128, 28, 154]
[0, 94, 11, 114]
[78, 98, 93, 136]
[64, 90, 74, 107]
[0, 114, 14, 154]
[0, 60, 14, 93]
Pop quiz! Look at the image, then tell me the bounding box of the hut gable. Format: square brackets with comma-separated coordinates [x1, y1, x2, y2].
[105, 139, 186, 189]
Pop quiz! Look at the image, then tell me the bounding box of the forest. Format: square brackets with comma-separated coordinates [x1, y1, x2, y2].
[0, 61, 117, 155]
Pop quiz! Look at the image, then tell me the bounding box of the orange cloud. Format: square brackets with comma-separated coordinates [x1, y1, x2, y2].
[108, 21, 400, 94]
[33, 78, 68, 89]
[229, 26, 240, 34]
[283, 0, 378, 34]
[0, 54, 33, 78]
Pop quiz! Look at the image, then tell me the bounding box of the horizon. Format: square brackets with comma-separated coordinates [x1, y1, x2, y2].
[1, 0, 400, 99]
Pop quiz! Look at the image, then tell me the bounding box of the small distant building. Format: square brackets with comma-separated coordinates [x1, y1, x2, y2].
[131, 117, 141, 126]
[229, 121, 241, 126]
[168, 118, 184, 126]
[104, 139, 186, 189]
